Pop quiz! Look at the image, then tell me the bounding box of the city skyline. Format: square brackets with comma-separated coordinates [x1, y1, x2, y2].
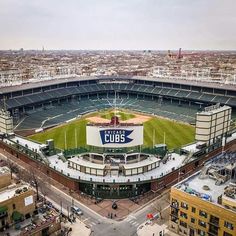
[0, 0, 236, 50]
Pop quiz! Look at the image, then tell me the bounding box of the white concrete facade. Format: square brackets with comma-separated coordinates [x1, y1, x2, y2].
[195, 105, 231, 144]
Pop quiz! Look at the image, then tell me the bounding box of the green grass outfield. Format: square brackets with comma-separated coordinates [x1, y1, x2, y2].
[29, 110, 195, 150]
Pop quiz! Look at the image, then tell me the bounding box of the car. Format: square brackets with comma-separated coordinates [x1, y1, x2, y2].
[70, 206, 83, 216]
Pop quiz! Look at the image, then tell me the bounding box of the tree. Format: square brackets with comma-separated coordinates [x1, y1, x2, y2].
[26, 166, 51, 202]
[151, 192, 170, 220]
[5, 158, 18, 179]
[38, 173, 51, 202]
[30, 170, 40, 201]
[151, 202, 163, 219]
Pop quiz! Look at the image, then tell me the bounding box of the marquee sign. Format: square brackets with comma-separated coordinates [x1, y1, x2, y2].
[86, 125, 143, 148]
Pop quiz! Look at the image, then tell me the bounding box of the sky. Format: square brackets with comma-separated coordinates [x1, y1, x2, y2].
[0, 0, 236, 50]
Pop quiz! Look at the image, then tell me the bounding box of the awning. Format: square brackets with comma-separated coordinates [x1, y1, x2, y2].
[0, 206, 8, 214]
[146, 213, 154, 219]
[12, 211, 22, 221]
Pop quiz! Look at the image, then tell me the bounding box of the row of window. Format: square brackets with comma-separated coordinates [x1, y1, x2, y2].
[172, 199, 235, 232]
[179, 201, 234, 230]
[180, 214, 234, 231]
[180, 202, 207, 217]
[179, 222, 233, 236]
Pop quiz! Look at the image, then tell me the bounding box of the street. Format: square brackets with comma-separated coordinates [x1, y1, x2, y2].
[0, 151, 170, 236]
[45, 184, 169, 236]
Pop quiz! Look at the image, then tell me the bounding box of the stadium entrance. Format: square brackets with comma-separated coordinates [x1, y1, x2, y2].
[79, 182, 151, 199]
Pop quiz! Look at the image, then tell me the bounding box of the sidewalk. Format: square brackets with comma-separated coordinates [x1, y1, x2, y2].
[61, 221, 91, 236]
[137, 222, 179, 236]
[0, 149, 169, 221]
[0, 151, 91, 236]
[45, 195, 91, 236]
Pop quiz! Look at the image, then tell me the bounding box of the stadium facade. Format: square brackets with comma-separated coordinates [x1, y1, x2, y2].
[0, 76, 235, 199]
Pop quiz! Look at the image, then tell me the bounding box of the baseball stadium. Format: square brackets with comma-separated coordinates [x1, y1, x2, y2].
[0, 76, 236, 199]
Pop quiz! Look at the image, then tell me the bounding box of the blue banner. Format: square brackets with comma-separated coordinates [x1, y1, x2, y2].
[100, 129, 133, 144]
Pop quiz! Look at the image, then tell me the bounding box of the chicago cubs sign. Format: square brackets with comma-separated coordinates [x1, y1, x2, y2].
[100, 129, 133, 144]
[86, 125, 143, 148]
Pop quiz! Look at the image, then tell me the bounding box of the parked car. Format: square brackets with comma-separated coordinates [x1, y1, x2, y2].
[70, 206, 83, 216]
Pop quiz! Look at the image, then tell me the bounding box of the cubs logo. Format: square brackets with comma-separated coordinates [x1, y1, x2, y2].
[100, 129, 133, 144]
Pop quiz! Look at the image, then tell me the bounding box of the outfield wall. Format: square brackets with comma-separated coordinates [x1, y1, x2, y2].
[0, 138, 235, 198]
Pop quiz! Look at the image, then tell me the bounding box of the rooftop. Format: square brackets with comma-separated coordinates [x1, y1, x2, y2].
[197, 104, 231, 116]
[123, 156, 160, 170]
[69, 156, 106, 169]
[181, 143, 201, 153]
[0, 166, 10, 175]
[3, 134, 196, 183]
[0, 184, 32, 202]
[4, 204, 60, 236]
[174, 151, 236, 206]
[1, 75, 236, 94]
[10, 136, 44, 151]
[48, 152, 186, 183]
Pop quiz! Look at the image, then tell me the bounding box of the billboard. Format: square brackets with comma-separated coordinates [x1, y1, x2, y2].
[86, 125, 143, 148]
[24, 195, 33, 206]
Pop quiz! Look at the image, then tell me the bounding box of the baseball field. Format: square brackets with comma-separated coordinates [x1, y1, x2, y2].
[29, 109, 195, 150]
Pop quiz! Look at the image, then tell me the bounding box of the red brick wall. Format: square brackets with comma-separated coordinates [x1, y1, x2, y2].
[0, 138, 235, 195]
[0, 141, 79, 191]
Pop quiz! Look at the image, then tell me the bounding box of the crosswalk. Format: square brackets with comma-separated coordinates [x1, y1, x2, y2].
[124, 215, 140, 228]
[81, 217, 99, 228]
[78, 214, 141, 228]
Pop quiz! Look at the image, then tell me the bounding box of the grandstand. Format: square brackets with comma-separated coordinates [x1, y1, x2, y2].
[14, 96, 199, 131]
[2, 83, 236, 111]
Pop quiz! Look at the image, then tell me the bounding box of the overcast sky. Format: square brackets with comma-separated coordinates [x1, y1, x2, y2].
[0, 0, 236, 50]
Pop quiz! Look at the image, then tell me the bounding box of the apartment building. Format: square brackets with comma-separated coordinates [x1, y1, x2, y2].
[169, 153, 236, 236]
[0, 167, 35, 231]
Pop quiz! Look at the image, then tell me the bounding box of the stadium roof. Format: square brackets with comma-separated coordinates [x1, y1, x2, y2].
[0, 76, 236, 94]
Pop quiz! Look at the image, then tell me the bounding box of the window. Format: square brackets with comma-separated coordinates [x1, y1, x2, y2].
[192, 207, 196, 213]
[198, 220, 206, 228]
[180, 220, 187, 228]
[224, 221, 234, 230]
[171, 199, 179, 208]
[13, 204, 16, 210]
[181, 202, 188, 210]
[223, 232, 232, 236]
[180, 211, 188, 219]
[191, 217, 195, 224]
[171, 215, 178, 223]
[210, 215, 219, 225]
[199, 210, 207, 218]
[197, 229, 206, 236]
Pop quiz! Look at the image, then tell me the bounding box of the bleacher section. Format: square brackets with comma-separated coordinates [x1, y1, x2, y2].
[4, 83, 236, 112]
[14, 96, 199, 131]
